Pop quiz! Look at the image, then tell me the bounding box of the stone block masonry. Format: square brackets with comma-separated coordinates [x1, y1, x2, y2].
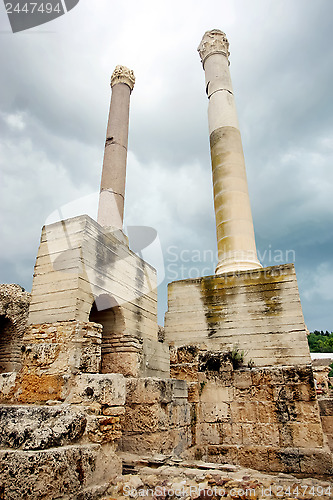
[28, 215, 157, 331]
[121, 378, 192, 457]
[27, 214, 169, 378]
[165, 264, 311, 367]
[0, 371, 126, 498]
[318, 398, 333, 453]
[0, 284, 30, 373]
[170, 346, 333, 475]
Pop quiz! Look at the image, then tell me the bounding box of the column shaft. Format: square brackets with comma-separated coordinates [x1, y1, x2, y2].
[198, 30, 262, 274]
[97, 66, 135, 230]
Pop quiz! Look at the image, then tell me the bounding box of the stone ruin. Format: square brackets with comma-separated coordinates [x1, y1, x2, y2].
[0, 31, 332, 499]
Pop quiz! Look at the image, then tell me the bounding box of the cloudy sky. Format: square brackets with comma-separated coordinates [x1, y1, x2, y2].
[0, 0, 332, 330]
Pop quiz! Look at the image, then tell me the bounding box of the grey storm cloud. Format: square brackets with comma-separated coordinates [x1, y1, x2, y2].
[0, 0, 332, 330]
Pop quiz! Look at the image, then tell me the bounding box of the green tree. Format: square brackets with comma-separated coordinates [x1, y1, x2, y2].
[308, 331, 333, 353]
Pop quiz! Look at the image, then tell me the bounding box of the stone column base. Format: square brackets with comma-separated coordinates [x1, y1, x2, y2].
[165, 264, 311, 367]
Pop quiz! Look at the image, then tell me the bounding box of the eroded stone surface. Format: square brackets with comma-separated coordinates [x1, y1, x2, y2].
[0, 405, 86, 450]
[0, 284, 30, 373]
[165, 265, 311, 368]
[66, 373, 126, 407]
[0, 444, 121, 500]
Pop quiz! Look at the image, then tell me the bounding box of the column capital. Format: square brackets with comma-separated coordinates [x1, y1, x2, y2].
[111, 65, 135, 92]
[198, 29, 230, 67]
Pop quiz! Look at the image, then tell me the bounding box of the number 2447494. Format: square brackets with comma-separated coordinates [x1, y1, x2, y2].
[5, 3, 62, 14]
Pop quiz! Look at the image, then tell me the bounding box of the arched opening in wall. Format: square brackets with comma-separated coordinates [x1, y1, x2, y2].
[0, 315, 21, 373]
[89, 294, 125, 374]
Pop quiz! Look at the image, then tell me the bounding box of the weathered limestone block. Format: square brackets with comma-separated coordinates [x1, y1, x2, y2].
[274, 399, 321, 425]
[121, 427, 192, 457]
[199, 422, 245, 447]
[318, 398, 333, 452]
[0, 443, 121, 500]
[66, 373, 126, 407]
[299, 448, 333, 475]
[313, 366, 330, 393]
[319, 397, 333, 416]
[282, 364, 314, 384]
[206, 444, 238, 464]
[198, 351, 234, 381]
[0, 405, 86, 450]
[170, 363, 198, 382]
[141, 338, 170, 378]
[105, 351, 142, 378]
[125, 378, 174, 404]
[247, 383, 274, 401]
[273, 381, 316, 402]
[174, 345, 200, 364]
[168, 401, 191, 427]
[86, 415, 122, 443]
[237, 446, 273, 472]
[256, 401, 279, 423]
[121, 430, 174, 455]
[23, 321, 102, 375]
[251, 366, 285, 386]
[230, 401, 259, 422]
[4, 372, 69, 404]
[165, 264, 311, 367]
[0, 372, 17, 401]
[102, 405, 125, 416]
[233, 370, 252, 389]
[219, 423, 243, 445]
[242, 423, 280, 446]
[124, 403, 165, 433]
[197, 422, 223, 445]
[267, 447, 333, 475]
[285, 422, 324, 448]
[172, 379, 188, 400]
[171, 426, 192, 456]
[199, 381, 233, 403]
[125, 400, 190, 434]
[202, 444, 333, 476]
[188, 382, 199, 402]
[198, 402, 230, 423]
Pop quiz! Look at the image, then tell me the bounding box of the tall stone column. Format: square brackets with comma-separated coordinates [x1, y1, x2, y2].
[198, 30, 262, 274]
[97, 65, 135, 229]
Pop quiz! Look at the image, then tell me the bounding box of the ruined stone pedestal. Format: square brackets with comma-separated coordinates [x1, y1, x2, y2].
[165, 264, 311, 367]
[28, 214, 169, 378]
[163, 263, 333, 474]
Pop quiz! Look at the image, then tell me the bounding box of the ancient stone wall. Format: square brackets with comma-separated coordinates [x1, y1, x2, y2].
[319, 398, 333, 453]
[121, 378, 191, 456]
[0, 284, 30, 373]
[0, 372, 126, 498]
[170, 346, 333, 475]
